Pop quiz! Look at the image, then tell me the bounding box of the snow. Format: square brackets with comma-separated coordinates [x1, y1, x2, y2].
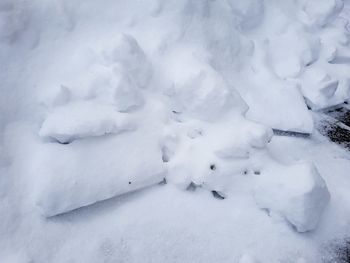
[39, 100, 136, 144]
[1, 0, 350, 262]
[254, 162, 331, 232]
[35, 127, 166, 217]
[297, 0, 344, 27]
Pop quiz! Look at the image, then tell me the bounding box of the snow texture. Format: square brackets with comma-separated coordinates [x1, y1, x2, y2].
[39, 100, 136, 144]
[1, 0, 350, 261]
[254, 162, 331, 232]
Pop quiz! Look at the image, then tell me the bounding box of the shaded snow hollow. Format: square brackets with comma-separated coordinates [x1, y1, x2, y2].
[1, 0, 350, 262]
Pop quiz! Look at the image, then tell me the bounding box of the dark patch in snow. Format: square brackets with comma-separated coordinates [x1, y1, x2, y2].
[159, 178, 167, 185]
[209, 164, 216, 171]
[161, 147, 170, 162]
[317, 106, 350, 149]
[273, 129, 311, 138]
[186, 182, 198, 192]
[321, 238, 350, 263]
[45, 137, 72, 145]
[211, 190, 225, 200]
[325, 105, 350, 127]
[329, 56, 350, 65]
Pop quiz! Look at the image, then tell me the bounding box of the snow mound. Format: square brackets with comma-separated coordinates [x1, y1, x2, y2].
[254, 162, 330, 232]
[39, 100, 136, 144]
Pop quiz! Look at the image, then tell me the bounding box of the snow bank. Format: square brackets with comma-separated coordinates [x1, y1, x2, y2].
[1, 0, 350, 260]
[254, 162, 330, 232]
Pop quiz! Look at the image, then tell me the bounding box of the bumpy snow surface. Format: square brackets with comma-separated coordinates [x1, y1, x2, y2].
[1, 0, 350, 262]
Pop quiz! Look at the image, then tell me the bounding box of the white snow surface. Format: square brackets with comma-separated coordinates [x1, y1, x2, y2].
[1, 0, 350, 262]
[254, 162, 331, 232]
[39, 100, 137, 143]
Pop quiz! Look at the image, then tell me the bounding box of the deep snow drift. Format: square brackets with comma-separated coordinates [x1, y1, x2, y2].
[1, 0, 350, 262]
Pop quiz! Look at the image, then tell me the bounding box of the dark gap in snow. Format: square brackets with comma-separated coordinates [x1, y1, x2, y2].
[211, 190, 225, 200]
[186, 182, 198, 192]
[161, 147, 170, 162]
[159, 178, 167, 185]
[273, 129, 311, 138]
[254, 170, 260, 175]
[261, 208, 271, 217]
[47, 137, 72, 145]
[58, 141, 71, 145]
[209, 164, 216, 171]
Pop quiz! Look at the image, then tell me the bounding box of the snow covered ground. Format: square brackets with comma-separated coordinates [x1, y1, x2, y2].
[1, 0, 350, 262]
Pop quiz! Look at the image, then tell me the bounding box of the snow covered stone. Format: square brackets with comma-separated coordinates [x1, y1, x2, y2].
[254, 162, 330, 232]
[39, 100, 136, 144]
[34, 127, 166, 217]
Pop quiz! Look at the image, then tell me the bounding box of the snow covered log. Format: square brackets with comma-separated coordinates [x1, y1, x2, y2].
[254, 162, 330, 232]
